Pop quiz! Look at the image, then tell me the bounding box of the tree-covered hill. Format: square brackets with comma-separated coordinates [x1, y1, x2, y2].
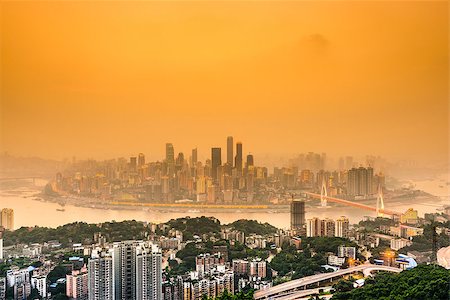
[226, 219, 277, 236]
[332, 264, 449, 300]
[2, 220, 150, 247]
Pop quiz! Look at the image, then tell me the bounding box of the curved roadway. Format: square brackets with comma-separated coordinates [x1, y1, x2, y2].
[254, 264, 402, 299]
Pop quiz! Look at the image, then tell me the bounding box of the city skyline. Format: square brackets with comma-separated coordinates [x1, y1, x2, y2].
[1, 1, 448, 164]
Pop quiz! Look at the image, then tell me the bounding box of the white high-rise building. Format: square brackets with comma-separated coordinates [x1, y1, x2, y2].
[135, 243, 162, 300]
[31, 275, 47, 298]
[88, 249, 114, 300]
[112, 240, 141, 300]
[306, 218, 321, 237]
[335, 216, 350, 238]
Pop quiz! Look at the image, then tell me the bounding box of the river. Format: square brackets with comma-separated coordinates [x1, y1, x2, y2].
[0, 177, 448, 229]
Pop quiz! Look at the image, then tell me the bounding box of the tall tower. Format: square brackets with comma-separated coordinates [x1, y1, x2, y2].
[166, 143, 175, 176]
[165, 143, 174, 163]
[211, 148, 222, 182]
[138, 153, 145, 167]
[335, 216, 349, 238]
[226, 136, 233, 167]
[246, 154, 254, 167]
[88, 250, 113, 300]
[290, 199, 305, 233]
[135, 243, 162, 300]
[235, 142, 243, 176]
[191, 148, 198, 165]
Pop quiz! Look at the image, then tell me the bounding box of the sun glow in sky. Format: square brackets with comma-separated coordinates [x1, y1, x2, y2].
[0, 1, 448, 162]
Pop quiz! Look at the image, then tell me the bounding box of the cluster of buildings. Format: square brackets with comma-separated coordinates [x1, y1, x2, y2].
[1, 263, 51, 300]
[327, 245, 357, 267]
[306, 216, 350, 238]
[85, 241, 162, 300]
[47, 138, 385, 204]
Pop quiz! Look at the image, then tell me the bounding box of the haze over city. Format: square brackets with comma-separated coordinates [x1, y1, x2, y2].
[0, 1, 449, 300]
[1, 1, 448, 164]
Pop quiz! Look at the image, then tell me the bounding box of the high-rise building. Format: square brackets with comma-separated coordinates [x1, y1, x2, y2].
[166, 143, 175, 164]
[138, 153, 145, 167]
[335, 216, 350, 238]
[166, 143, 175, 176]
[246, 154, 254, 167]
[112, 241, 139, 299]
[88, 250, 114, 300]
[347, 167, 374, 197]
[192, 148, 198, 165]
[235, 142, 243, 176]
[31, 275, 47, 298]
[226, 136, 233, 167]
[306, 218, 321, 237]
[135, 243, 162, 300]
[290, 200, 305, 232]
[129, 157, 137, 172]
[211, 148, 222, 182]
[320, 218, 336, 237]
[67, 266, 89, 300]
[0, 209, 14, 231]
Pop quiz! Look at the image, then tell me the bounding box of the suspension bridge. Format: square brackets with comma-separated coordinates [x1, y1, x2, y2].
[304, 181, 401, 217]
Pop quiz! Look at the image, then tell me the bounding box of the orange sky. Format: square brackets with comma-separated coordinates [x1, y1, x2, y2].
[0, 1, 448, 163]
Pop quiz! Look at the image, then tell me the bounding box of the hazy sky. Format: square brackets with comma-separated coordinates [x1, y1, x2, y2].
[0, 1, 448, 163]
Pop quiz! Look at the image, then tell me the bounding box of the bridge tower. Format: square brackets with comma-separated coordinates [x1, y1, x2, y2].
[320, 179, 327, 207]
[376, 184, 385, 217]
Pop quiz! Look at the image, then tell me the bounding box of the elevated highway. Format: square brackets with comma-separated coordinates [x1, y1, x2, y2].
[254, 264, 402, 299]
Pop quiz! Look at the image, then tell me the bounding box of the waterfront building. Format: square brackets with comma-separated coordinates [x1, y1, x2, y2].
[226, 136, 234, 167]
[0, 209, 14, 231]
[211, 148, 222, 182]
[290, 200, 305, 233]
[235, 142, 243, 176]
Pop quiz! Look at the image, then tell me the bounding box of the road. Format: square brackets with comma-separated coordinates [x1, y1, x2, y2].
[254, 264, 402, 299]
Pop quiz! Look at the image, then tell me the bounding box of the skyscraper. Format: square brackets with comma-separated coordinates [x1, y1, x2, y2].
[347, 167, 374, 198]
[166, 143, 175, 176]
[290, 200, 305, 232]
[138, 153, 145, 167]
[235, 142, 243, 176]
[166, 143, 175, 163]
[191, 148, 198, 165]
[226, 136, 233, 167]
[246, 154, 254, 167]
[336, 216, 350, 238]
[135, 243, 162, 300]
[129, 157, 137, 172]
[111, 241, 163, 300]
[211, 148, 222, 182]
[112, 241, 139, 299]
[88, 250, 113, 300]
